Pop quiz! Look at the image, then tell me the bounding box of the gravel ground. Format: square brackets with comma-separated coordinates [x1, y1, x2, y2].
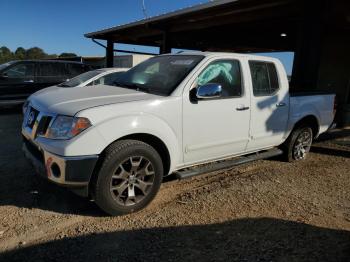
[0, 108, 349, 261]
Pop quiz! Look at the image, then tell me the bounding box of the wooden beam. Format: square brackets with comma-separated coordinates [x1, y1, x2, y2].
[160, 31, 171, 54]
[106, 40, 114, 67]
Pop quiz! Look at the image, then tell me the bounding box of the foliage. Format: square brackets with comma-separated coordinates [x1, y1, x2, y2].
[14, 47, 26, 60]
[25, 47, 47, 59]
[0, 46, 13, 63]
[59, 52, 77, 58]
[0, 46, 78, 64]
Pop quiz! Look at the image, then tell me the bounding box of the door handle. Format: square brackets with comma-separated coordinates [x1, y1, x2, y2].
[24, 80, 34, 83]
[236, 105, 250, 111]
[276, 102, 286, 107]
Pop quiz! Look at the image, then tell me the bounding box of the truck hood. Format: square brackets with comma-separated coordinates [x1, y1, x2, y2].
[29, 84, 161, 115]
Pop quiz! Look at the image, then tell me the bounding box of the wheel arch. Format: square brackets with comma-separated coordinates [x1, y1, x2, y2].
[291, 115, 320, 139]
[88, 133, 172, 199]
[116, 133, 171, 176]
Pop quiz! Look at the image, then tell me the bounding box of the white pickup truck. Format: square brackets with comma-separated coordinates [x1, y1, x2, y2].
[22, 52, 336, 215]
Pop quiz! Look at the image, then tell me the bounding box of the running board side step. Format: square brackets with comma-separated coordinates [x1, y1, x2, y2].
[174, 148, 283, 180]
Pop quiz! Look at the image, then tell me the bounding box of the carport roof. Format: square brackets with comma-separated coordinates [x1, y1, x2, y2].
[85, 0, 239, 38]
[84, 0, 318, 52]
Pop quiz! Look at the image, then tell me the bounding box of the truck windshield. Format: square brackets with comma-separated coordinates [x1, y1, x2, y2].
[114, 55, 204, 95]
[58, 70, 101, 87]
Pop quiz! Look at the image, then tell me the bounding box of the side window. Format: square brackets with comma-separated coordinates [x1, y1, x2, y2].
[93, 77, 103, 85]
[99, 72, 125, 85]
[55, 63, 68, 77]
[38, 63, 56, 77]
[197, 60, 242, 98]
[66, 64, 85, 77]
[249, 61, 279, 96]
[4, 63, 34, 78]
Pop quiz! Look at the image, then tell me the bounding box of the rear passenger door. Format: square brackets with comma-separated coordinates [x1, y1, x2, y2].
[0, 62, 36, 100]
[36, 62, 68, 90]
[246, 60, 289, 151]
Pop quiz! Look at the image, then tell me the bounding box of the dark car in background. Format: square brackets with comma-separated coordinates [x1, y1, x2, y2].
[0, 60, 93, 106]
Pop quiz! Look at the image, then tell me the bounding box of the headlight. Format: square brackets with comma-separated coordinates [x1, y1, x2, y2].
[46, 116, 92, 140]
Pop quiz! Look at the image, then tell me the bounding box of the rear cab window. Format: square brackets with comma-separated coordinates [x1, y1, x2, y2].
[249, 61, 279, 96]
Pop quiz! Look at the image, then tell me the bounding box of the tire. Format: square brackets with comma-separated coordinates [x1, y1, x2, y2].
[93, 140, 164, 216]
[283, 126, 313, 162]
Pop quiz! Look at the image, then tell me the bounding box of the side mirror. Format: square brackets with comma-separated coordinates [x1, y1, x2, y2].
[196, 83, 222, 99]
[0, 73, 8, 79]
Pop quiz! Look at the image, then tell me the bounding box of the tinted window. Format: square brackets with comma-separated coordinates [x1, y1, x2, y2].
[58, 70, 101, 87]
[66, 63, 86, 77]
[249, 61, 279, 96]
[38, 62, 68, 77]
[4, 63, 34, 78]
[197, 60, 242, 97]
[95, 71, 125, 85]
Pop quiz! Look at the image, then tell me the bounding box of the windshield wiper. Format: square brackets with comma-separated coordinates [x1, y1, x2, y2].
[58, 83, 71, 87]
[113, 82, 150, 93]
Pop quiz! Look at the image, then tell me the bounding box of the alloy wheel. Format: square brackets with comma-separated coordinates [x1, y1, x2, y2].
[293, 130, 312, 160]
[110, 156, 155, 206]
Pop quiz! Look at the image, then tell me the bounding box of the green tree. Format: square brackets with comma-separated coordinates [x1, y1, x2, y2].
[25, 47, 47, 59]
[14, 47, 26, 60]
[58, 52, 77, 58]
[0, 46, 78, 64]
[0, 46, 13, 63]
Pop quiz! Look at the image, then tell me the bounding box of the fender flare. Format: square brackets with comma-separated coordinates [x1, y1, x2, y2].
[94, 113, 182, 173]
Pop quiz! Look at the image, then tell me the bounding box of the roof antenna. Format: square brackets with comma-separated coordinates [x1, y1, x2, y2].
[142, 0, 148, 19]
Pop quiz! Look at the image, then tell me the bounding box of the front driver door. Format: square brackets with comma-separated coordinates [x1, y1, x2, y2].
[183, 59, 251, 165]
[0, 62, 35, 102]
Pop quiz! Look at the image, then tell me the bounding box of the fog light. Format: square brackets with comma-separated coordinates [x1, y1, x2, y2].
[50, 163, 61, 178]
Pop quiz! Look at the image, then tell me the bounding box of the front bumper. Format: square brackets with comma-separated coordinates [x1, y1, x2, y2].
[22, 137, 98, 189]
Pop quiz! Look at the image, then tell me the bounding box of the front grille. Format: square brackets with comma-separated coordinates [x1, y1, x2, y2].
[36, 116, 53, 136]
[26, 107, 39, 129]
[23, 104, 55, 139]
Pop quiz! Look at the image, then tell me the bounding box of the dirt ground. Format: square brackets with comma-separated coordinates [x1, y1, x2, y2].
[0, 108, 349, 262]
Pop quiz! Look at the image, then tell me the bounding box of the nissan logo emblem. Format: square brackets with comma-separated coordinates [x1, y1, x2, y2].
[27, 111, 35, 126]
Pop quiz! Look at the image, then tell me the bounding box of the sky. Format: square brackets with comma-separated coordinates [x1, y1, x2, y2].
[0, 0, 293, 73]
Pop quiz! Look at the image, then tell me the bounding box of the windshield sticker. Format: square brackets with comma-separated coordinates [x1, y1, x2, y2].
[170, 60, 194, 65]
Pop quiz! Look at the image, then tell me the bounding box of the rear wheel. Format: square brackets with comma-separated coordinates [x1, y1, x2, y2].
[283, 127, 313, 162]
[93, 140, 163, 216]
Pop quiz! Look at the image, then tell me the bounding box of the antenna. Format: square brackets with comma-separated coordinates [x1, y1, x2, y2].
[142, 0, 148, 18]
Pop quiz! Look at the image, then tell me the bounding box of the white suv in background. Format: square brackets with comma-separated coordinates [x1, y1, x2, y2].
[57, 68, 129, 88]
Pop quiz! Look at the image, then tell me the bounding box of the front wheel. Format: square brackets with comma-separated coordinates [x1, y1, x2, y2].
[283, 127, 313, 162]
[93, 140, 163, 216]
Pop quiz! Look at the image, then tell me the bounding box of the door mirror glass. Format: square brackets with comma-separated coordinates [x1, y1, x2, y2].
[196, 83, 222, 99]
